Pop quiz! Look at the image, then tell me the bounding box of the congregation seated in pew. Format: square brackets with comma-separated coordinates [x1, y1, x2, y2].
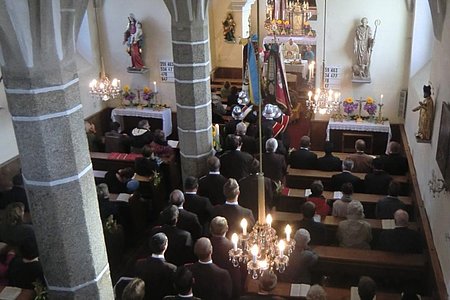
[305, 180, 330, 219]
[345, 139, 373, 173]
[289, 136, 318, 170]
[364, 159, 392, 195]
[330, 159, 363, 192]
[336, 200, 372, 249]
[316, 141, 342, 172]
[298, 202, 327, 245]
[331, 182, 354, 218]
[375, 181, 406, 219]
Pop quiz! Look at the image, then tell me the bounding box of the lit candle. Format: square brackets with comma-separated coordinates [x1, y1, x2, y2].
[153, 81, 158, 93]
[266, 214, 272, 227]
[380, 94, 384, 104]
[241, 218, 248, 236]
[111, 78, 118, 87]
[285, 224, 292, 242]
[307, 91, 312, 102]
[231, 233, 238, 251]
[89, 79, 97, 88]
[279, 240, 285, 257]
[251, 245, 258, 263]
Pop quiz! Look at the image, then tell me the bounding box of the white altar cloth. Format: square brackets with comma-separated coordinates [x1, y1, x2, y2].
[111, 107, 172, 137]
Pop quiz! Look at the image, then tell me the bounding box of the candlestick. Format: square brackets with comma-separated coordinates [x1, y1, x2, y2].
[251, 245, 258, 263]
[241, 218, 248, 236]
[153, 81, 158, 93]
[285, 224, 292, 242]
[266, 214, 272, 227]
[231, 233, 238, 251]
[376, 103, 384, 124]
[380, 94, 384, 105]
[279, 240, 285, 257]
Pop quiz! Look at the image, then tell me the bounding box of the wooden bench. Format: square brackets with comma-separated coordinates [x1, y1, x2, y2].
[285, 167, 408, 191]
[311, 150, 376, 161]
[90, 152, 136, 172]
[245, 279, 411, 300]
[311, 245, 427, 292]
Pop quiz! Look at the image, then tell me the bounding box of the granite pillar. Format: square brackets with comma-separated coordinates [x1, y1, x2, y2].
[0, 1, 113, 299]
[164, 0, 213, 179]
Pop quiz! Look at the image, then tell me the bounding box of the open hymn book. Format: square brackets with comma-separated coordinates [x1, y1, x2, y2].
[290, 284, 310, 297]
[0, 286, 22, 300]
[381, 219, 396, 229]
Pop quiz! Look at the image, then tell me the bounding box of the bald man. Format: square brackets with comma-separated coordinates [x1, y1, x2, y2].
[187, 238, 232, 300]
[377, 209, 422, 253]
[346, 139, 373, 173]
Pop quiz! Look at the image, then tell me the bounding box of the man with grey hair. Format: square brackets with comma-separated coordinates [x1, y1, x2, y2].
[306, 284, 327, 300]
[377, 209, 422, 253]
[236, 122, 257, 155]
[289, 135, 318, 169]
[346, 139, 373, 173]
[168, 189, 202, 240]
[280, 228, 318, 284]
[188, 237, 232, 300]
[337, 200, 372, 249]
[330, 159, 363, 192]
[262, 138, 287, 183]
[209, 216, 242, 298]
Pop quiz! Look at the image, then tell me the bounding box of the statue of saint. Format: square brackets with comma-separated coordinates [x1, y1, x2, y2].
[123, 14, 145, 70]
[223, 13, 236, 42]
[413, 85, 434, 141]
[353, 17, 373, 79]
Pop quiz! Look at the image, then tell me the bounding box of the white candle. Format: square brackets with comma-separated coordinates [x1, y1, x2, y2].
[231, 233, 238, 251]
[153, 81, 158, 93]
[241, 218, 248, 236]
[285, 224, 292, 242]
[266, 214, 272, 227]
[279, 240, 285, 257]
[251, 245, 258, 263]
[380, 94, 384, 104]
[308, 91, 312, 102]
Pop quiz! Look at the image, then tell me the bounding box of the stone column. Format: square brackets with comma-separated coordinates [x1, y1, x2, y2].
[0, 1, 113, 299]
[164, 0, 213, 179]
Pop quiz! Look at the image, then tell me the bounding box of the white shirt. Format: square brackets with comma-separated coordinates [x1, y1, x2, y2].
[198, 259, 213, 264]
[225, 201, 239, 206]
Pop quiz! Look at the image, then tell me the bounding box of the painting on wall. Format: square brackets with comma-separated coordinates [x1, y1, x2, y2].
[436, 102, 450, 186]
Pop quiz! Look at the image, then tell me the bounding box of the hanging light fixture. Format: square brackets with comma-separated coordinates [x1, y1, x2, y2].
[305, 0, 340, 115]
[89, 0, 120, 101]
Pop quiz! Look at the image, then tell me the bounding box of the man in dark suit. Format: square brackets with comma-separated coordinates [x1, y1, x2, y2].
[163, 266, 201, 300]
[345, 139, 373, 173]
[188, 237, 232, 300]
[377, 209, 422, 253]
[209, 216, 242, 299]
[213, 178, 255, 237]
[168, 189, 202, 240]
[219, 135, 258, 181]
[317, 141, 342, 172]
[364, 159, 392, 195]
[374, 141, 409, 175]
[375, 182, 406, 219]
[151, 205, 194, 266]
[135, 233, 177, 300]
[236, 122, 257, 155]
[298, 202, 327, 245]
[289, 136, 317, 169]
[198, 156, 228, 206]
[238, 160, 274, 219]
[184, 176, 214, 232]
[330, 159, 363, 192]
[262, 138, 287, 183]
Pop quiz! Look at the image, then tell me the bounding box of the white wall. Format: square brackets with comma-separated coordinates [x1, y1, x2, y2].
[405, 0, 450, 294]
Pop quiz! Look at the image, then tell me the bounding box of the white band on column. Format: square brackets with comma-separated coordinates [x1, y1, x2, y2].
[180, 150, 213, 159]
[175, 76, 210, 84]
[47, 264, 109, 293]
[23, 164, 92, 187]
[12, 104, 82, 122]
[173, 61, 210, 67]
[178, 125, 212, 133]
[172, 39, 209, 45]
[5, 78, 79, 95]
[176, 101, 211, 110]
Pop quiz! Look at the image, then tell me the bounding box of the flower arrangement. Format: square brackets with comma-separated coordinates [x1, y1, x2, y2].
[363, 97, 377, 115]
[343, 97, 359, 114]
[122, 85, 136, 106]
[266, 19, 292, 35]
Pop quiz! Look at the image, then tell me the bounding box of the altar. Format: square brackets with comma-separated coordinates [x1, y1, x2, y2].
[326, 120, 391, 155]
[111, 107, 172, 137]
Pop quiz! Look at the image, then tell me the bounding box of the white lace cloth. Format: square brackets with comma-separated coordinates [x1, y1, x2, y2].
[326, 120, 392, 153]
[111, 107, 172, 137]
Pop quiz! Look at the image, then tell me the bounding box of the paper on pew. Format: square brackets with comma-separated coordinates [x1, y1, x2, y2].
[304, 189, 312, 197]
[333, 191, 343, 199]
[381, 219, 396, 229]
[167, 140, 179, 148]
[290, 283, 310, 297]
[0, 286, 22, 300]
[350, 286, 376, 300]
[115, 193, 131, 203]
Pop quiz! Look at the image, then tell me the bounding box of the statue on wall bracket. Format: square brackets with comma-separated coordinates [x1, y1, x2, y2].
[413, 84, 435, 143]
[351, 18, 380, 83]
[123, 13, 148, 73]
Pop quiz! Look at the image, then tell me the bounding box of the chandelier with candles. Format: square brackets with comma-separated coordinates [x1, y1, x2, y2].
[89, 64, 121, 101]
[306, 88, 341, 115]
[229, 212, 295, 279]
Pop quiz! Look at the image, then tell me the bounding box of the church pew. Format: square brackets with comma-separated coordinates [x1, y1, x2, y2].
[311, 150, 376, 161]
[285, 167, 408, 192]
[245, 279, 410, 300]
[275, 188, 413, 219]
[90, 152, 136, 172]
[311, 245, 427, 293]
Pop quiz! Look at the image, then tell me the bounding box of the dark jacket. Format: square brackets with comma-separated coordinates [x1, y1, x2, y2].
[135, 256, 177, 300]
[364, 170, 393, 195]
[375, 196, 406, 219]
[262, 152, 287, 182]
[213, 203, 255, 238]
[184, 193, 214, 230]
[317, 154, 342, 172]
[377, 227, 422, 253]
[198, 173, 228, 206]
[289, 149, 317, 170]
[374, 154, 409, 175]
[188, 262, 233, 300]
[150, 225, 194, 266]
[330, 171, 363, 192]
[219, 150, 256, 181]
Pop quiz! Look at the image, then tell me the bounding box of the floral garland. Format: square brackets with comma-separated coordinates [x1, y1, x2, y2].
[343, 97, 359, 114]
[363, 97, 377, 115]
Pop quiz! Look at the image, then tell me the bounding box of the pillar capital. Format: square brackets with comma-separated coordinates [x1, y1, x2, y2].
[230, 0, 256, 11]
[164, 0, 209, 29]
